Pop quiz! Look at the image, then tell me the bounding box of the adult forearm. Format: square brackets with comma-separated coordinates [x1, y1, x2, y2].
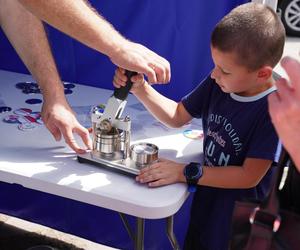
[134, 83, 184, 128]
[0, 0, 64, 100]
[0, 0, 92, 152]
[18, 0, 125, 58]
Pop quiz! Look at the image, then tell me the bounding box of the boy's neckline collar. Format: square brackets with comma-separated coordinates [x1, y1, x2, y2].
[230, 85, 276, 102]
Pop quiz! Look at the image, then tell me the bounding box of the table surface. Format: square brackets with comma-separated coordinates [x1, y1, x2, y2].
[0, 70, 203, 219]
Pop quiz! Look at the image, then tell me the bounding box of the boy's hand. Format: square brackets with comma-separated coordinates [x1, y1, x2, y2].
[113, 67, 146, 94]
[136, 159, 186, 187]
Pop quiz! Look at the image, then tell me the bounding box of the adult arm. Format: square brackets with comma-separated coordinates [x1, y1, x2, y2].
[18, 0, 171, 83]
[0, 0, 92, 153]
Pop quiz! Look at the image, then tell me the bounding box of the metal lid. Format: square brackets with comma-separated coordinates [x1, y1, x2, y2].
[130, 143, 158, 166]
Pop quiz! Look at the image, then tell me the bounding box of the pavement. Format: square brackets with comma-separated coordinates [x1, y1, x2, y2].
[0, 36, 299, 250]
[0, 213, 118, 250]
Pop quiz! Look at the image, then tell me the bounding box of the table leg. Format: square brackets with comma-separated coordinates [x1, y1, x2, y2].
[119, 212, 134, 242]
[119, 214, 180, 250]
[135, 217, 145, 250]
[119, 213, 144, 250]
[166, 216, 180, 250]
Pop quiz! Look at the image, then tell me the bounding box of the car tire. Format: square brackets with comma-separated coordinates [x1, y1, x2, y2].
[279, 0, 300, 37]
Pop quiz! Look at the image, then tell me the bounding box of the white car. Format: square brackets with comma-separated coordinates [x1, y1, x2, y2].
[277, 0, 300, 36]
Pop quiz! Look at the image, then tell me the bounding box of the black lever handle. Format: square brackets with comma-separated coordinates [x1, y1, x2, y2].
[113, 70, 137, 101]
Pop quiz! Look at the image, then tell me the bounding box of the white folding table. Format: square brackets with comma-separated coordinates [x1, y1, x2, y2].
[0, 70, 203, 250]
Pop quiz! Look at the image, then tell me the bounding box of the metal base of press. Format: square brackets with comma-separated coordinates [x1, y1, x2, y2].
[77, 152, 141, 175]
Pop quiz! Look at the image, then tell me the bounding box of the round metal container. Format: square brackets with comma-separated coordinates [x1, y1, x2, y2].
[93, 128, 124, 154]
[130, 143, 158, 166]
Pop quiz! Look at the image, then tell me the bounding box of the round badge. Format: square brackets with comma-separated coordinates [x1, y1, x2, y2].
[16, 82, 30, 89]
[17, 116, 29, 124]
[30, 111, 41, 119]
[64, 89, 73, 95]
[23, 115, 37, 123]
[18, 123, 36, 131]
[22, 89, 37, 94]
[28, 82, 39, 89]
[14, 108, 32, 115]
[25, 98, 43, 105]
[183, 129, 204, 140]
[0, 106, 12, 114]
[3, 114, 20, 124]
[27, 84, 40, 93]
[36, 117, 44, 125]
[64, 83, 76, 89]
[16, 81, 38, 90]
[27, 88, 41, 94]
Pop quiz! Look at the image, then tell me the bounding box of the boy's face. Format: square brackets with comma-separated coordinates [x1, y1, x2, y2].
[210, 46, 264, 96]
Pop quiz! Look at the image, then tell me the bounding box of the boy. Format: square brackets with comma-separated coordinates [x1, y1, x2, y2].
[113, 3, 285, 249]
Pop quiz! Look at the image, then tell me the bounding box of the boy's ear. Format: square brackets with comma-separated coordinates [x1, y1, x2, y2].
[257, 66, 273, 81]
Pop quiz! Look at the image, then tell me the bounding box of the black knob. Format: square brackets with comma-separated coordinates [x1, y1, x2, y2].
[113, 70, 137, 101]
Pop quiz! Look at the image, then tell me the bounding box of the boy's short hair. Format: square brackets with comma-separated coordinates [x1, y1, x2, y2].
[211, 3, 285, 71]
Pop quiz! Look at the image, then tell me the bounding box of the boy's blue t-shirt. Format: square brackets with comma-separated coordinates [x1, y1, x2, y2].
[181, 75, 280, 250]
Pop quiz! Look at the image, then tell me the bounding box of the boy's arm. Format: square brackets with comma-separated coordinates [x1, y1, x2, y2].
[134, 82, 193, 128]
[199, 158, 271, 188]
[137, 158, 272, 189]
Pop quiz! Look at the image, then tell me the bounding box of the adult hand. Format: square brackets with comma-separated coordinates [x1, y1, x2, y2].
[109, 40, 171, 84]
[41, 95, 92, 154]
[268, 56, 300, 168]
[136, 159, 185, 187]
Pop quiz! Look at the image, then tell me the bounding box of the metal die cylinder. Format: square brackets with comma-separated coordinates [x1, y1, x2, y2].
[130, 143, 158, 167]
[93, 128, 125, 154]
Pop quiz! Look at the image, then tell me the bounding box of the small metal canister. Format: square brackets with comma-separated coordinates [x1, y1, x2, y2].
[130, 143, 158, 167]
